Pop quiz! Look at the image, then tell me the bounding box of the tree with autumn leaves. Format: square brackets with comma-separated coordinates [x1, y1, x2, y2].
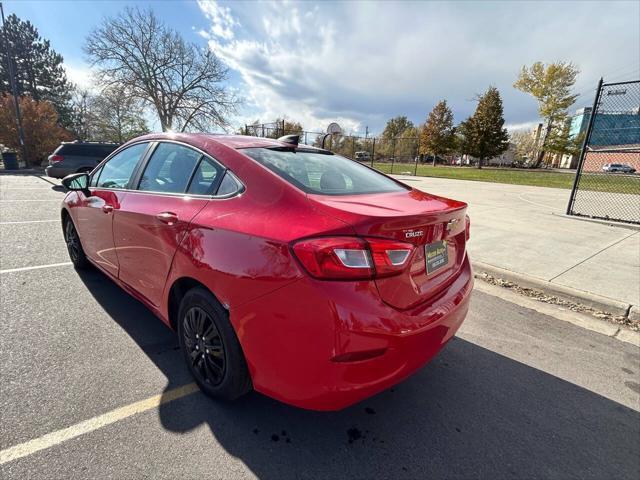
[0, 95, 73, 166]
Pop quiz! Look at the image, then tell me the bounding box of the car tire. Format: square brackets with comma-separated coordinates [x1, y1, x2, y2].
[177, 287, 252, 401]
[64, 216, 90, 269]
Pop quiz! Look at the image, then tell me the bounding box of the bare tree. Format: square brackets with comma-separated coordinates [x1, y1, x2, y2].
[71, 86, 149, 143]
[84, 8, 238, 132]
[91, 86, 150, 143]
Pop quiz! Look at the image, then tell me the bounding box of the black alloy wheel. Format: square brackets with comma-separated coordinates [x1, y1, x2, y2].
[182, 306, 226, 386]
[177, 287, 251, 400]
[64, 218, 89, 269]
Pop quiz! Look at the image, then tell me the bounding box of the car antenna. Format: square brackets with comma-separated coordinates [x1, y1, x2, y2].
[277, 134, 299, 146]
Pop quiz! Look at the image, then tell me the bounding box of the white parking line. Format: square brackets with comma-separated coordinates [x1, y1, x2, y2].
[0, 220, 59, 225]
[0, 262, 73, 274]
[0, 383, 199, 465]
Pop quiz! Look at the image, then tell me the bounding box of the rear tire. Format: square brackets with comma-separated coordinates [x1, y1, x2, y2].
[177, 287, 252, 401]
[64, 217, 89, 269]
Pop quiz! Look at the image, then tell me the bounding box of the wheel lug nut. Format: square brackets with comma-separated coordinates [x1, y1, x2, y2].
[206, 349, 209, 354]
[196, 345, 199, 349]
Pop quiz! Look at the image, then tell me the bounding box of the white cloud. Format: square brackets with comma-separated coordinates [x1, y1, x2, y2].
[198, 1, 640, 135]
[505, 121, 540, 133]
[64, 62, 95, 91]
[197, 0, 238, 40]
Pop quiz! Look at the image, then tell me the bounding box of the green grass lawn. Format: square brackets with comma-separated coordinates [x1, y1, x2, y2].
[371, 163, 639, 194]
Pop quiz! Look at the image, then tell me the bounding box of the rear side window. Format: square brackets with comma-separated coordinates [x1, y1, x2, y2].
[243, 148, 407, 195]
[187, 157, 224, 195]
[138, 143, 201, 193]
[216, 172, 242, 196]
[96, 143, 148, 189]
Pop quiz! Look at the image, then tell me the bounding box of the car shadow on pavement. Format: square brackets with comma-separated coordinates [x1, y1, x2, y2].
[78, 268, 640, 480]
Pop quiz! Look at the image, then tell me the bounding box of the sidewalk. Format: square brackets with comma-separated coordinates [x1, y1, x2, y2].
[393, 175, 640, 312]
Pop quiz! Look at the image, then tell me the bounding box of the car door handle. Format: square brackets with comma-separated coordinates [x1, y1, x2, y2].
[102, 204, 114, 214]
[155, 212, 179, 225]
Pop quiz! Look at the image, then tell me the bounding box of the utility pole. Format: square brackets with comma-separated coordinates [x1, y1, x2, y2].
[0, 2, 28, 167]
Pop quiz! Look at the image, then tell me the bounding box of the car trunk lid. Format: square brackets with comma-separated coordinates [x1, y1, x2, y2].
[308, 188, 468, 310]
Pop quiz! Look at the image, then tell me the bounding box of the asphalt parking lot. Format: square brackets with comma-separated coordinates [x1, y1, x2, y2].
[1, 173, 639, 479]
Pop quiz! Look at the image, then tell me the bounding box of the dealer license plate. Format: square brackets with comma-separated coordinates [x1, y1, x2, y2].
[425, 240, 449, 274]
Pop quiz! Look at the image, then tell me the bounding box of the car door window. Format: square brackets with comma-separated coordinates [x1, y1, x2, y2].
[90, 165, 103, 187]
[96, 143, 148, 189]
[187, 157, 224, 195]
[139, 143, 202, 194]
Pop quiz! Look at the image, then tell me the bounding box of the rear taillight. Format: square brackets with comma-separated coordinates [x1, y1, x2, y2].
[49, 154, 64, 163]
[465, 214, 470, 241]
[292, 236, 415, 280]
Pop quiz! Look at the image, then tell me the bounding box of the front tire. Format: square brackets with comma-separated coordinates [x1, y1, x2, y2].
[64, 217, 89, 269]
[177, 287, 251, 400]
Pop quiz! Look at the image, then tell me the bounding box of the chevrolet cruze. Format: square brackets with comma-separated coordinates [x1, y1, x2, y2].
[61, 133, 472, 411]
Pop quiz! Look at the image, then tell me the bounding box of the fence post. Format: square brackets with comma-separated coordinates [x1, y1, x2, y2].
[371, 138, 375, 167]
[391, 139, 396, 174]
[566, 78, 603, 215]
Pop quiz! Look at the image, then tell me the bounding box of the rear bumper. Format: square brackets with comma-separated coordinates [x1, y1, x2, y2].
[45, 165, 73, 178]
[231, 255, 473, 410]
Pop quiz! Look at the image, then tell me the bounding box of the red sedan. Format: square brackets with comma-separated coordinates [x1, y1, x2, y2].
[60, 133, 473, 411]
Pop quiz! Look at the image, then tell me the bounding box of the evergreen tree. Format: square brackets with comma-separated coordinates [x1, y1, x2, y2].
[458, 86, 509, 169]
[0, 14, 74, 127]
[420, 100, 456, 166]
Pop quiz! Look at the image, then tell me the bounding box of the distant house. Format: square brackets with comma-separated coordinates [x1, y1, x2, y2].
[461, 142, 517, 166]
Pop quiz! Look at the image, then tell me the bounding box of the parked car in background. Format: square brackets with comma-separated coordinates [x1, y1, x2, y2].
[354, 151, 371, 162]
[45, 141, 119, 178]
[602, 163, 636, 174]
[60, 133, 472, 411]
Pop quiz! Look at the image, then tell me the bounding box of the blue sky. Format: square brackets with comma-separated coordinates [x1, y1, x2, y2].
[4, 0, 640, 135]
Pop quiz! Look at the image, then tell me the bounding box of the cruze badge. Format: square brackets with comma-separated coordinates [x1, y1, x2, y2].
[405, 230, 424, 239]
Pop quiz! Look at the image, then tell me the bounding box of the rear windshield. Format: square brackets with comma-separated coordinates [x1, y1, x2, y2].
[57, 144, 118, 158]
[243, 148, 407, 195]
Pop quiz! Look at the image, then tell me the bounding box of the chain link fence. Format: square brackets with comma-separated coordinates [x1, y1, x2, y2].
[567, 80, 640, 225]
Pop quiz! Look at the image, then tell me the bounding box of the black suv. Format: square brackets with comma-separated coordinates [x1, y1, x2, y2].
[45, 142, 120, 178]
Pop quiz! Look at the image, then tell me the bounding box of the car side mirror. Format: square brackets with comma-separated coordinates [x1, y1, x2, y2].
[62, 173, 90, 193]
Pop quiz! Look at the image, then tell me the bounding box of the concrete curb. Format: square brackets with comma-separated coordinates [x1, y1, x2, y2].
[471, 260, 634, 319]
[0, 168, 45, 175]
[552, 213, 640, 232]
[474, 281, 640, 347]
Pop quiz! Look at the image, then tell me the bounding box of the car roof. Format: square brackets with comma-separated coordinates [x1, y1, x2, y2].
[129, 133, 329, 152]
[60, 141, 120, 146]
